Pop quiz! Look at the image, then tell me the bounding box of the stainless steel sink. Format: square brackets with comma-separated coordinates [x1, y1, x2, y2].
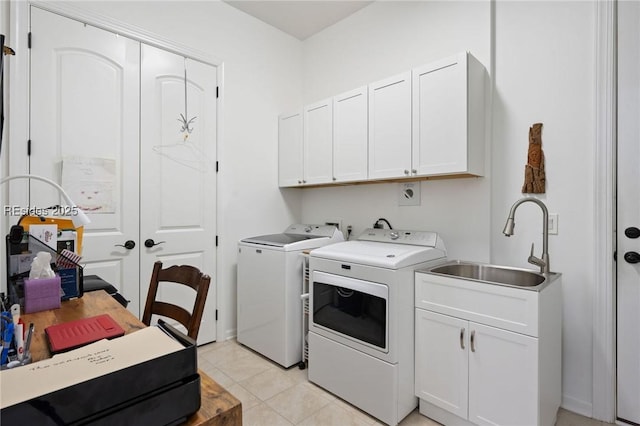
[424, 260, 559, 291]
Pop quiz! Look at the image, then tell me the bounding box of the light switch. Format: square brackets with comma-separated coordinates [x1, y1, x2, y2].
[548, 213, 559, 235]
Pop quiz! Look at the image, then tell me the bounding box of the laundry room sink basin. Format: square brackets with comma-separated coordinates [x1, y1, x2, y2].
[425, 260, 559, 291]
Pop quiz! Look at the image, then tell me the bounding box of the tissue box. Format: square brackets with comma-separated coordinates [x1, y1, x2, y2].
[24, 276, 61, 313]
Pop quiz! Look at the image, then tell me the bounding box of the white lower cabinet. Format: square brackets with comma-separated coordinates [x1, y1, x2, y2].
[415, 271, 562, 426]
[415, 310, 469, 419]
[416, 310, 538, 425]
[468, 323, 538, 426]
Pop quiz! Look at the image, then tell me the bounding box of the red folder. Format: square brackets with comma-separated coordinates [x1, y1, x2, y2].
[45, 314, 125, 354]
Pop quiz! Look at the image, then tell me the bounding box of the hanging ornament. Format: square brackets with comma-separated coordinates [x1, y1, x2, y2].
[178, 57, 197, 140]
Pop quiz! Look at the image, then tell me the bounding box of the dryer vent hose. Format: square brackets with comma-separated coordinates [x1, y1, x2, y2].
[373, 218, 393, 229]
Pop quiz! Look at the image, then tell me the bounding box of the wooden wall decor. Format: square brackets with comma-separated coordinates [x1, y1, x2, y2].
[522, 122, 546, 193]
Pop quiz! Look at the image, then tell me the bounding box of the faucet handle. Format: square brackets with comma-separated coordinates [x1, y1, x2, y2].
[527, 243, 546, 268]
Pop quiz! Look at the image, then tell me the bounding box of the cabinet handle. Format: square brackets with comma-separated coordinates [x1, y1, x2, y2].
[470, 330, 476, 352]
[412, 169, 417, 174]
[460, 328, 465, 350]
[404, 169, 410, 175]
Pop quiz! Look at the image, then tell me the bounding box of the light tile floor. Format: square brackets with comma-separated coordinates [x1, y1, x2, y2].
[197, 339, 615, 426]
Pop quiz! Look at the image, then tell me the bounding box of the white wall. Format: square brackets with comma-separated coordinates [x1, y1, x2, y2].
[300, 0, 493, 262]
[492, 1, 595, 415]
[300, 0, 596, 417]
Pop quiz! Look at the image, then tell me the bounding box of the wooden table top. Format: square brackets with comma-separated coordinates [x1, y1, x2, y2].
[20, 291, 242, 426]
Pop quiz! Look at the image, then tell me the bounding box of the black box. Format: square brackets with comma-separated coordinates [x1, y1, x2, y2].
[0, 320, 200, 425]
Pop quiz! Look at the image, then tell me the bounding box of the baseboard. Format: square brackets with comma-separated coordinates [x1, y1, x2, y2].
[561, 394, 593, 419]
[224, 328, 237, 341]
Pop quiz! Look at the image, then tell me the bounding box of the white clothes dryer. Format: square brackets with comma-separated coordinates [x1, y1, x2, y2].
[308, 228, 447, 425]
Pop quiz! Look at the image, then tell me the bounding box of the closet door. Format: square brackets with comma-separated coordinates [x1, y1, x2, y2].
[140, 44, 218, 344]
[29, 7, 141, 313]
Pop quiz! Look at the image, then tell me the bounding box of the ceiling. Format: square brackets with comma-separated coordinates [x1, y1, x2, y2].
[223, 1, 374, 40]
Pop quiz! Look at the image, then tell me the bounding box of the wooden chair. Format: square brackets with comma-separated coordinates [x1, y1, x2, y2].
[142, 261, 211, 340]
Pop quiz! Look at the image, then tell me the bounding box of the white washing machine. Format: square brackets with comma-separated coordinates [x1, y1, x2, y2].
[237, 224, 344, 368]
[308, 228, 447, 425]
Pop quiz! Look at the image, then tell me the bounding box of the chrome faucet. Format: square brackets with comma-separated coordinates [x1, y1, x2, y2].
[502, 197, 550, 274]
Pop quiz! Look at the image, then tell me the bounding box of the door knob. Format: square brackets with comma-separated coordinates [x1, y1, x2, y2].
[623, 251, 640, 264]
[624, 227, 640, 239]
[115, 240, 136, 250]
[144, 239, 165, 248]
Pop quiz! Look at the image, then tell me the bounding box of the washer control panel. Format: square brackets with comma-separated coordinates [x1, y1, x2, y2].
[357, 228, 438, 247]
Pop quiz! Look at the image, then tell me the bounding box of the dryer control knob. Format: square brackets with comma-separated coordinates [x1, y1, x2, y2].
[389, 231, 400, 240]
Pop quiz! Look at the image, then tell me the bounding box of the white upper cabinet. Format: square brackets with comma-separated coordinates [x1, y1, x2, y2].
[412, 52, 485, 176]
[368, 72, 412, 180]
[278, 111, 304, 187]
[304, 99, 333, 185]
[277, 52, 487, 187]
[333, 87, 368, 183]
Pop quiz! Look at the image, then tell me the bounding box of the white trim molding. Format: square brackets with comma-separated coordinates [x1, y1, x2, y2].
[30, 1, 222, 67]
[592, 0, 616, 422]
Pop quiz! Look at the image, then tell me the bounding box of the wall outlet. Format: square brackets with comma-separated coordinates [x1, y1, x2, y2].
[398, 182, 421, 206]
[548, 213, 559, 235]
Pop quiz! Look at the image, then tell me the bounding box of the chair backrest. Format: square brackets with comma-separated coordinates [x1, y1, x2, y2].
[142, 261, 211, 340]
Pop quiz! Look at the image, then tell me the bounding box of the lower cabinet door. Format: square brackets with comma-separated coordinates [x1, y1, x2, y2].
[415, 309, 469, 419]
[468, 322, 539, 426]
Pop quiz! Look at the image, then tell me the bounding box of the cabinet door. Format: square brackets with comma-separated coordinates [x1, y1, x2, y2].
[368, 72, 412, 179]
[333, 87, 368, 182]
[415, 309, 469, 419]
[412, 53, 468, 176]
[468, 322, 538, 426]
[278, 111, 304, 187]
[303, 99, 333, 185]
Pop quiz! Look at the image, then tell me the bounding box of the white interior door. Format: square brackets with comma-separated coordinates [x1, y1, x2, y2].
[617, 2, 640, 424]
[29, 7, 141, 314]
[140, 44, 217, 344]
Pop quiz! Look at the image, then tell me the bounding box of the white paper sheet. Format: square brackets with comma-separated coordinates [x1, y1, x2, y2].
[0, 327, 185, 409]
[28, 224, 58, 251]
[61, 157, 117, 214]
